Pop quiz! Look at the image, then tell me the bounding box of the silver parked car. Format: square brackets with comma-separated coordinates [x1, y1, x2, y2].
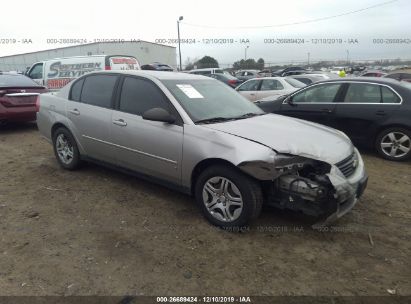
[36, 71, 368, 228]
[236, 77, 305, 102]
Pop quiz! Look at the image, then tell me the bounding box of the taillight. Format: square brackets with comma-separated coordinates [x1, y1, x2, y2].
[105, 66, 111, 70]
[228, 80, 237, 84]
[35, 95, 40, 112]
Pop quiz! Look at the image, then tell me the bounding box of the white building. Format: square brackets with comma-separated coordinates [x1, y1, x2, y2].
[0, 41, 176, 72]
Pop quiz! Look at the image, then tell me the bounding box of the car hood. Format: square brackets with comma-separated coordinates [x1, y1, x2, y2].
[202, 114, 353, 164]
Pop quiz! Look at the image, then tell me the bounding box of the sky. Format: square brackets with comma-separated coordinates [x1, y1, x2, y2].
[0, 0, 410, 66]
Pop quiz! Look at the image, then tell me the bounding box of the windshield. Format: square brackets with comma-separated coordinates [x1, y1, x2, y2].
[284, 77, 306, 88]
[161, 79, 264, 123]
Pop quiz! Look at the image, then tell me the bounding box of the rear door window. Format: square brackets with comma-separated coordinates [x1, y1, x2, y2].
[80, 75, 118, 108]
[344, 83, 381, 103]
[119, 77, 171, 116]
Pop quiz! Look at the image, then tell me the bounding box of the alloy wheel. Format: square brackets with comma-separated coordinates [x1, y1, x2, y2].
[380, 132, 411, 158]
[55, 133, 74, 165]
[202, 176, 243, 222]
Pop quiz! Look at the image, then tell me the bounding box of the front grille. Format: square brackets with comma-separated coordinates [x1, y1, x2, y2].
[335, 152, 356, 177]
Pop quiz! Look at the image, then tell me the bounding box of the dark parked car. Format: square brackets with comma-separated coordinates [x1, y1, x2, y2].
[0, 72, 47, 125]
[272, 67, 306, 77]
[257, 78, 411, 161]
[384, 71, 411, 83]
[141, 62, 173, 71]
[359, 70, 387, 77]
[287, 74, 325, 85]
[209, 73, 242, 88]
[234, 70, 261, 81]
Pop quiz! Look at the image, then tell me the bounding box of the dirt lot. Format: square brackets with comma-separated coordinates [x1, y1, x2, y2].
[0, 123, 410, 296]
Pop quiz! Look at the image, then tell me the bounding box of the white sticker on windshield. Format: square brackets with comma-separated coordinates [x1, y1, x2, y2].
[176, 84, 204, 99]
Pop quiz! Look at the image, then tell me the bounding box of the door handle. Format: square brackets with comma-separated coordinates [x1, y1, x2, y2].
[376, 110, 386, 116]
[321, 108, 332, 113]
[69, 109, 80, 115]
[113, 119, 127, 127]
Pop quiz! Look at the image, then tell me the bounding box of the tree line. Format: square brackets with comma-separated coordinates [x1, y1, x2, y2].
[184, 56, 265, 70]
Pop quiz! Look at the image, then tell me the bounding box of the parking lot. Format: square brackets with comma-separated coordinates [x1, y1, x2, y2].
[0, 123, 410, 296]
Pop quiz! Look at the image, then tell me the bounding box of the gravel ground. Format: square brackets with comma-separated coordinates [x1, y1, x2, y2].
[0, 123, 410, 296]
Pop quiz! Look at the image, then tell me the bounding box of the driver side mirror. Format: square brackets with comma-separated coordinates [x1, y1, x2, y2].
[142, 108, 176, 124]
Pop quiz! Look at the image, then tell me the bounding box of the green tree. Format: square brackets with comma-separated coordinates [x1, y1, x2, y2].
[195, 56, 219, 69]
[257, 58, 265, 70]
[232, 58, 264, 70]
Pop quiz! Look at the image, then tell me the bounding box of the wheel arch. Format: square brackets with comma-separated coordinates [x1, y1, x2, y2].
[374, 123, 411, 144]
[51, 122, 70, 137]
[51, 122, 85, 155]
[190, 158, 240, 195]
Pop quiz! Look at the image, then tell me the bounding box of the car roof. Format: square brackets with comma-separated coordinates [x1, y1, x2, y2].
[316, 77, 398, 84]
[309, 77, 411, 89]
[189, 68, 222, 72]
[87, 70, 211, 80]
[290, 74, 323, 78]
[241, 76, 284, 82]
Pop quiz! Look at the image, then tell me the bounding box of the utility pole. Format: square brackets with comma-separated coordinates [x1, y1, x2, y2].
[244, 46, 249, 61]
[177, 16, 184, 71]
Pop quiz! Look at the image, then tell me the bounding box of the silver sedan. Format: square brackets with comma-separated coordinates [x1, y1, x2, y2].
[37, 71, 368, 228]
[235, 76, 306, 102]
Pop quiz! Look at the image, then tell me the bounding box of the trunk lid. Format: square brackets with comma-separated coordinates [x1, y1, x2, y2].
[0, 87, 47, 107]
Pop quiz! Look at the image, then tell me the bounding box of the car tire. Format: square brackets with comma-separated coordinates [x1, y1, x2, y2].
[52, 127, 81, 170]
[375, 127, 411, 161]
[194, 164, 263, 228]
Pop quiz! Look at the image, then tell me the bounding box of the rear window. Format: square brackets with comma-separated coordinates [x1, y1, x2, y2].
[381, 86, 401, 103]
[109, 56, 140, 70]
[80, 75, 118, 108]
[70, 78, 84, 101]
[344, 83, 381, 103]
[0, 74, 40, 87]
[284, 78, 306, 88]
[294, 77, 312, 85]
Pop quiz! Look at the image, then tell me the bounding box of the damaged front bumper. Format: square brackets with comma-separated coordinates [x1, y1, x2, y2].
[239, 148, 368, 225]
[315, 149, 368, 226]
